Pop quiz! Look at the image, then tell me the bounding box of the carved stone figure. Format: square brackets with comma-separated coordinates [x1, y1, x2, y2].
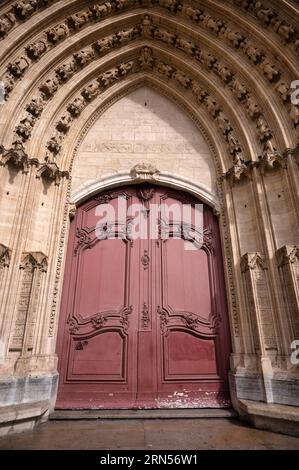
[253, 3, 276, 24]
[15, 115, 36, 140]
[67, 11, 91, 30]
[81, 82, 100, 101]
[25, 40, 47, 60]
[26, 97, 45, 117]
[73, 48, 95, 67]
[4, 75, 15, 96]
[117, 27, 139, 44]
[205, 96, 220, 117]
[246, 95, 261, 119]
[181, 5, 203, 22]
[275, 82, 290, 103]
[230, 80, 248, 101]
[55, 61, 77, 82]
[227, 132, 242, 155]
[39, 77, 59, 99]
[260, 60, 280, 82]
[156, 62, 174, 78]
[191, 80, 208, 102]
[98, 68, 119, 87]
[14, 0, 37, 19]
[214, 62, 233, 83]
[46, 133, 63, 154]
[93, 35, 115, 53]
[175, 37, 195, 56]
[242, 40, 263, 63]
[46, 23, 69, 44]
[0, 14, 16, 37]
[139, 46, 154, 70]
[256, 117, 272, 142]
[196, 50, 217, 69]
[116, 0, 136, 9]
[67, 97, 85, 116]
[91, 2, 112, 20]
[141, 14, 154, 38]
[203, 15, 224, 34]
[271, 19, 295, 41]
[215, 112, 233, 135]
[154, 28, 176, 45]
[173, 71, 190, 88]
[118, 61, 134, 76]
[220, 27, 245, 48]
[158, 0, 181, 13]
[8, 56, 30, 77]
[56, 114, 73, 133]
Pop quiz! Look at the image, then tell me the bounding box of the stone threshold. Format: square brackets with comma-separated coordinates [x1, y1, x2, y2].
[238, 399, 299, 437]
[50, 408, 237, 420]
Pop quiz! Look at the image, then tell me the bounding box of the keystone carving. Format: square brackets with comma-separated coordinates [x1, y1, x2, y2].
[130, 162, 160, 181]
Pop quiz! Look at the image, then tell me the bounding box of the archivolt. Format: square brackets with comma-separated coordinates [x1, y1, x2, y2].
[0, 0, 298, 180]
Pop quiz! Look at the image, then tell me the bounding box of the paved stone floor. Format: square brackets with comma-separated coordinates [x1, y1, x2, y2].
[1, 418, 299, 450]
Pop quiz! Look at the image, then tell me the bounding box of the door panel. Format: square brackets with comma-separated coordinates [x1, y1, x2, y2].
[56, 185, 231, 409]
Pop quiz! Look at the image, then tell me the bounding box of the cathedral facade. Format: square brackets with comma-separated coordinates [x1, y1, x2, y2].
[0, 0, 298, 436]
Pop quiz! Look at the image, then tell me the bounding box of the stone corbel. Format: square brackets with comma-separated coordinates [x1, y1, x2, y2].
[36, 162, 69, 186]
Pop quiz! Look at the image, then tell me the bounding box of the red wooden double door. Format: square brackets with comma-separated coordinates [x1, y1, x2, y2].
[56, 185, 231, 408]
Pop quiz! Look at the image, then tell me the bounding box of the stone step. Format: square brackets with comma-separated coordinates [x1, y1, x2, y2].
[50, 408, 237, 420]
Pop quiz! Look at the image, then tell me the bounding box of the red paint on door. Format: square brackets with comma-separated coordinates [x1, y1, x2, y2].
[56, 185, 231, 409]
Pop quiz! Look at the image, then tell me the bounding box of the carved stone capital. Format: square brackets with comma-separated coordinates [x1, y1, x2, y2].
[0, 243, 11, 268]
[256, 150, 286, 174]
[224, 161, 251, 185]
[276, 245, 299, 267]
[0, 141, 30, 173]
[240, 252, 267, 273]
[20, 252, 48, 272]
[130, 162, 160, 181]
[69, 202, 76, 221]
